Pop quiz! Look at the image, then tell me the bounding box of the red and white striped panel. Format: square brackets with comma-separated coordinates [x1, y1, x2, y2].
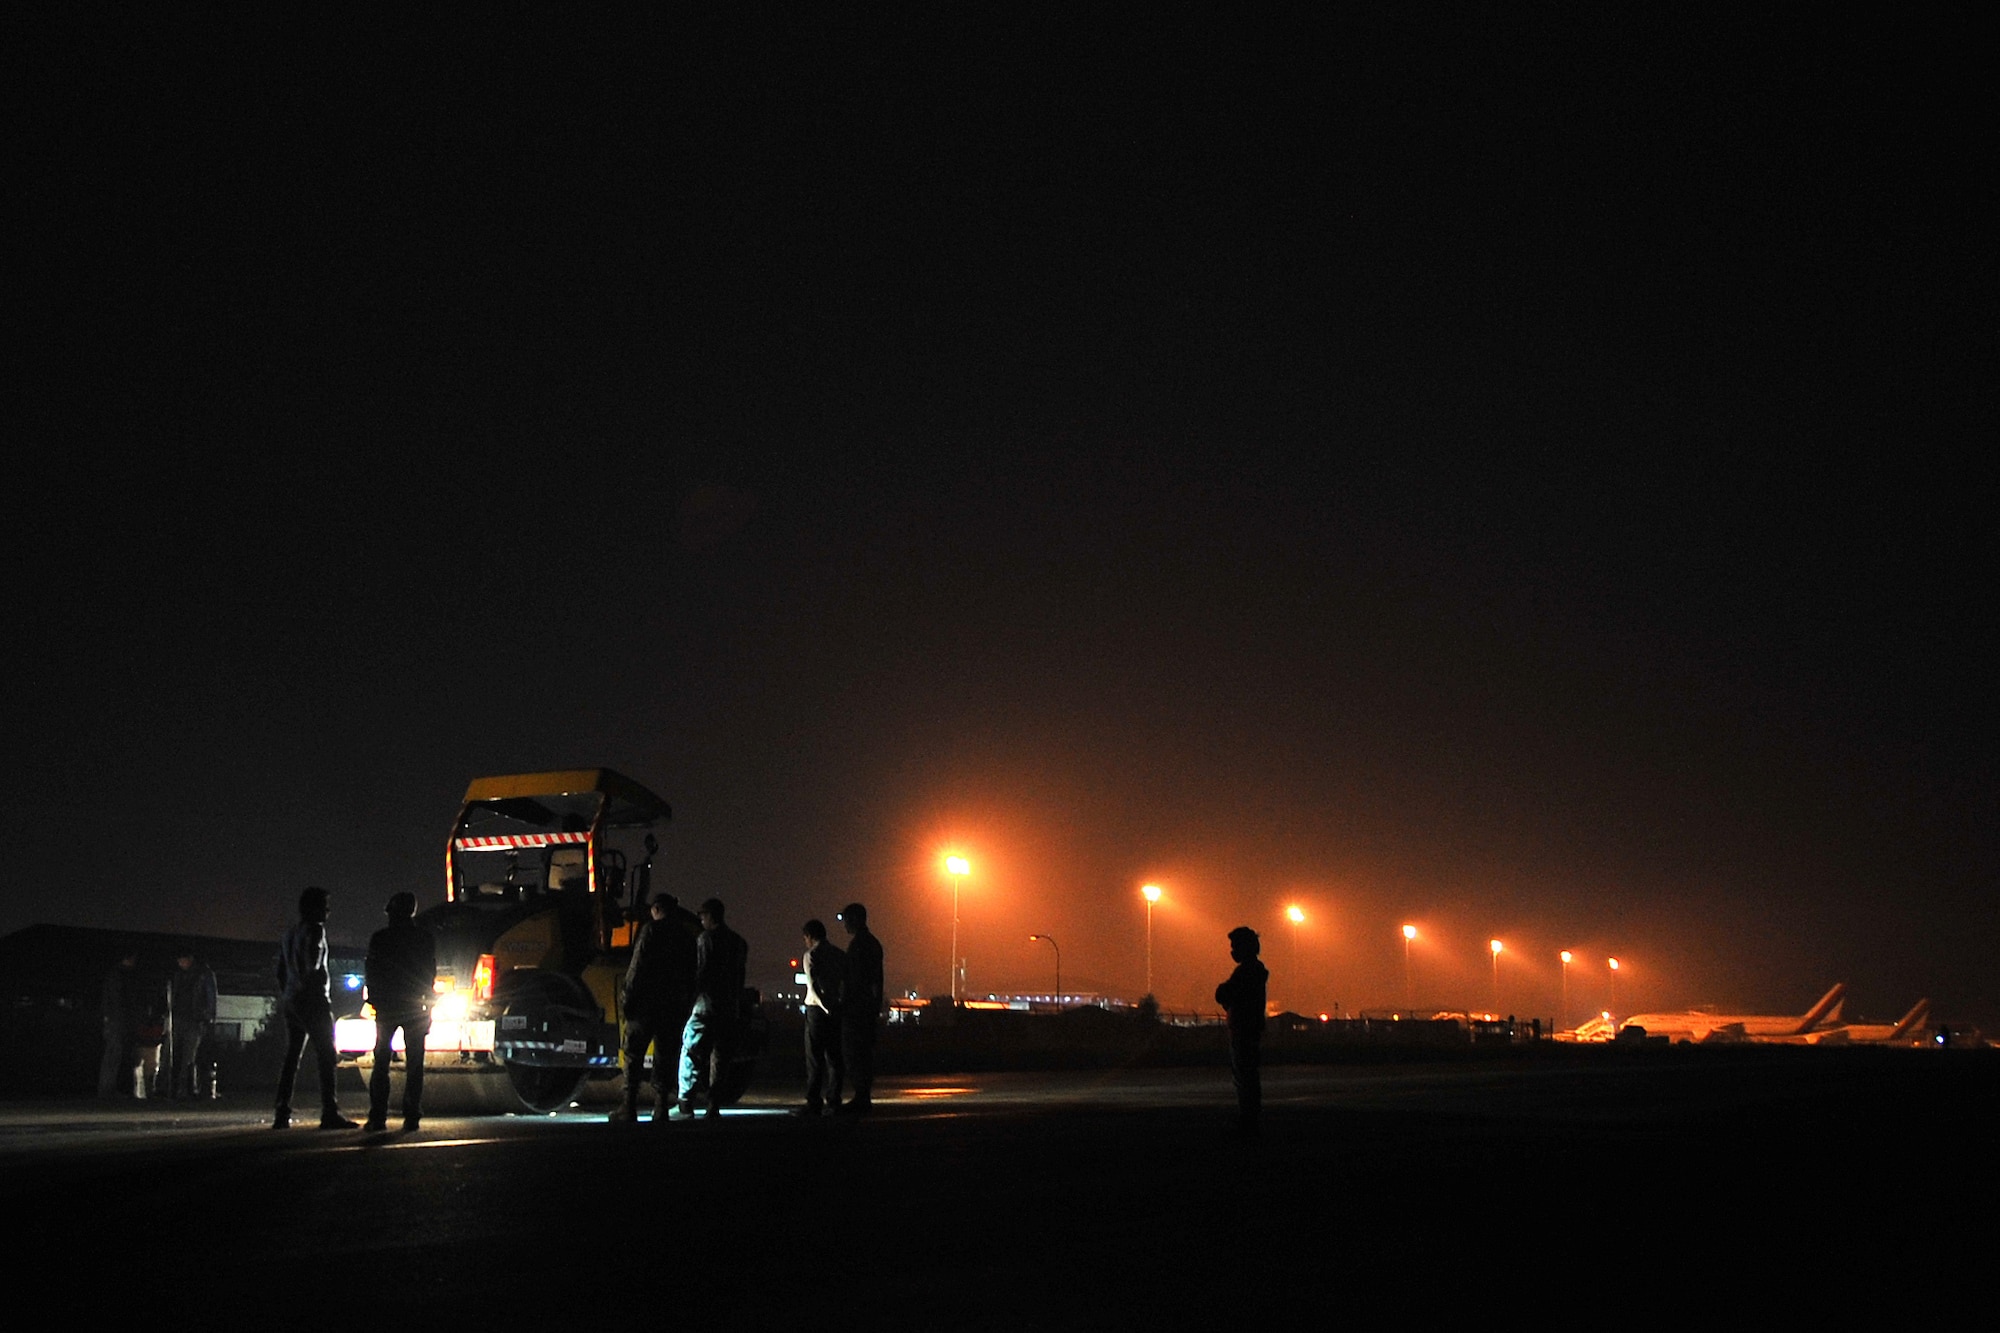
[453, 832, 591, 850]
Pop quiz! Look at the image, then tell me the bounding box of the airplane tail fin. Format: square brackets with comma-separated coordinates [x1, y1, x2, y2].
[1791, 983, 1847, 1035]
[1889, 999, 1931, 1040]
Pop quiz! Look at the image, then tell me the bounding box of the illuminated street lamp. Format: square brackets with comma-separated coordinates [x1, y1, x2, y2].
[1489, 939, 1504, 1015]
[1141, 885, 1162, 998]
[1029, 933, 1061, 1009]
[1560, 950, 1574, 1031]
[1401, 925, 1417, 1011]
[1286, 906, 1305, 1009]
[945, 855, 970, 1001]
[1607, 956, 1620, 1022]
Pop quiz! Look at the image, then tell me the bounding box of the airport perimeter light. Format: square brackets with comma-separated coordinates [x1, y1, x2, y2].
[945, 855, 970, 1000]
[1141, 885, 1162, 997]
[1287, 906, 1305, 1008]
[1402, 925, 1417, 1011]
[1029, 934, 1061, 1009]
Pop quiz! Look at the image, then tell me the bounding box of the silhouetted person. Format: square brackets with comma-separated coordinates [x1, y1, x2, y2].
[97, 952, 139, 1098]
[797, 918, 846, 1116]
[274, 886, 358, 1130]
[837, 902, 883, 1113]
[364, 892, 437, 1133]
[1215, 926, 1268, 1138]
[130, 969, 169, 1098]
[168, 949, 217, 1099]
[611, 893, 696, 1124]
[678, 897, 747, 1118]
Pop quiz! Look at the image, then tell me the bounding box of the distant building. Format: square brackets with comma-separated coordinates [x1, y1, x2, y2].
[0, 924, 366, 1095]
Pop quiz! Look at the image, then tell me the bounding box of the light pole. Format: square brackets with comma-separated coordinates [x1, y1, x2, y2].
[945, 855, 969, 1000]
[1560, 950, 1573, 1031]
[1489, 939, 1504, 1015]
[1286, 906, 1305, 1010]
[1029, 934, 1061, 1009]
[1607, 956, 1620, 1023]
[1401, 925, 1417, 1013]
[1141, 885, 1162, 999]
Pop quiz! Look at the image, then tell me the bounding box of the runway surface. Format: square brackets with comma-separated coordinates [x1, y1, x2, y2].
[7, 1052, 1992, 1326]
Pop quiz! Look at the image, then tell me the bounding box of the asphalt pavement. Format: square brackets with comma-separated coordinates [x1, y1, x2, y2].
[6, 1052, 1993, 1326]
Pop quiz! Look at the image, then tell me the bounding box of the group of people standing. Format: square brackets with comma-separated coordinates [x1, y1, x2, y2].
[258, 886, 1260, 1137]
[796, 903, 886, 1116]
[613, 893, 752, 1122]
[97, 947, 217, 1100]
[613, 895, 884, 1122]
[273, 885, 435, 1132]
[264, 884, 888, 1132]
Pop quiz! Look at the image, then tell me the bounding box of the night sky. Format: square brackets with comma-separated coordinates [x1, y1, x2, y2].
[13, 9, 1992, 1029]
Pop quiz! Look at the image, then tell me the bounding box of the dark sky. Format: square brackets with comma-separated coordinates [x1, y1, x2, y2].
[12, 8, 1993, 1028]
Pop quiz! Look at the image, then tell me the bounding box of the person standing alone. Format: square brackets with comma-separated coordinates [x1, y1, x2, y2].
[1215, 926, 1268, 1139]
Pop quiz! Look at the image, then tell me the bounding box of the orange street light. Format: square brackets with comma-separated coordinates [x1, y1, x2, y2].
[1490, 939, 1504, 1014]
[1028, 934, 1061, 1009]
[1402, 925, 1418, 1010]
[944, 855, 970, 1000]
[1560, 950, 1574, 1030]
[1286, 906, 1306, 1009]
[1141, 885, 1163, 998]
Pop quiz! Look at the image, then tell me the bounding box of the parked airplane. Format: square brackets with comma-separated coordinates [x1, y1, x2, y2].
[1619, 984, 1847, 1044]
[1778, 998, 1931, 1046]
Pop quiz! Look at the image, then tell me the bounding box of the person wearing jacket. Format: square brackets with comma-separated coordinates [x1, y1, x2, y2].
[364, 892, 437, 1133]
[168, 949, 217, 1099]
[1215, 926, 1269, 1139]
[610, 893, 696, 1124]
[677, 897, 747, 1118]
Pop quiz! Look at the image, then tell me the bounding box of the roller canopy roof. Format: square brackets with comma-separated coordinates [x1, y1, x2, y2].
[459, 770, 671, 828]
